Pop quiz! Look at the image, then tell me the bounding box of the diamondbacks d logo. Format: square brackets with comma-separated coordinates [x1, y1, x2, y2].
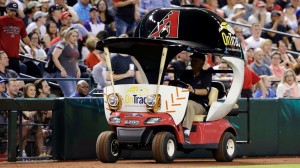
[149, 11, 180, 38]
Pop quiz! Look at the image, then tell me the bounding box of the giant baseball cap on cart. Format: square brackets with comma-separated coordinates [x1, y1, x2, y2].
[48, 4, 62, 14]
[6, 2, 18, 10]
[0, 76, 7, 83]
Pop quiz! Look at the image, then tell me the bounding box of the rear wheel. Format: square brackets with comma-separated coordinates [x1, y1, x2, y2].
[213, 132, 236, 162]
[96, 131, 120, 163]
[152, 132, 177, 163]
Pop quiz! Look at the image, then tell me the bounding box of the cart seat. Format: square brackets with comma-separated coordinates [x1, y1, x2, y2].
[193, 87, 218, 122]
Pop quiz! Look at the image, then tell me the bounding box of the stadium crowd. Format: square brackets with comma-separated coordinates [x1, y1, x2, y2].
[0, 0, 300, 159]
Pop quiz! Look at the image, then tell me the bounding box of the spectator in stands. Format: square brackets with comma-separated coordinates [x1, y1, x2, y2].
[54, 0, 80, 24]
[52, 27, 81, 97]
[277, 40, 297, 68]
[203, 0, 225, 17]
[246, 23, 266, 49]
[275, 0, 289, 11]
[83, 6, 105, 36]
[269, 51, 286, 79]
[50, 24, 68, 47]
[0, 0, 6, 16]
[234, 26, 248, 49]
[221, 0, 236, 18]
[250, 48, 273, 76]
[264, 10, 290, 46]
[39, 0, 50, 13]
[92, 51, 109, 89]
[139, 0, 171, 18]
[266, 0, 282, 12]
[253, 75, 276, 98]
[113, 0, 139, 36]
[20, 83, 44, 157]
[168, 51, 191, 79]
[73, 0, 92, 24]
[229, 4, 250, 37]
[46, 4, 62, 28]
[84, 37, 101, 68]
[34, 79, 52, 156]
[0, 2, 36, 74]
[23, 1, 42, 27]
[70, 80, 91, 97]
[97, 0, 116, 36]
[43, 21, 58, 49]
[60, 11, 89, 39]
[248, 1, 271, 27]
[259, 39, 273, 66]
[284, 3, 298, 31]
[0, 76, 8, 98]
[26, 11, 48, 39]
[236, 0, 253, 20]
[245, 47, 255, 65]
[6, 78, 21, 98]
[0, 51, 20, 79]
[276, 69, 300, 97]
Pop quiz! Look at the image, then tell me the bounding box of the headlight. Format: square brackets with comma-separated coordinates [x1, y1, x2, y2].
[145, 94, 161, 113]
[145, 94, 156, 107]
[109, 117, 121, 124]
[107, 93, 122, 110]
[144, 117, 162, 124]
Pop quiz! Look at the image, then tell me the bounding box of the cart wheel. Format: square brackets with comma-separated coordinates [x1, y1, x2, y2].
[152, 132, 177, 163]
[96, 131, 120, 163]
[213, 132, 236, 162]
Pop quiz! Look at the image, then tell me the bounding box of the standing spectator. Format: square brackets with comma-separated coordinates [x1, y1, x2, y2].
[221, 0, 236, 18]
[276, 69, 300, 97]
[43, 21, 58, 49]
[253, 75, 276, 98]
[259, 39, 273, 66]
[264, 10, 289, 46]
[97, 0, 116, 36]
[245, 23, 266, 49]
[84, 37, 101, 68]
[250, 48, 273, 76]
[248, 1, 271, 27]
[70, 80, 91, 97]
[83, 6, 105, 36]
[229, 4, 250, 37]
[46, 4, 62, 28]
[60, 12, 89, 39]
[73, 0, 92, 24]
[52, 28, 81, 97]
[277, 40, 297, 68]
[269, 51, 286, 79]
[6, 78, 20, 98]
[113, 0, 139, 36]
[39, 0, 50, 13]
[26, 11, 48, 39]
[0, 2, 36, 73]
[23, 1, 42, 27]
[92, 52, 109, 89]
[139, 0, 171, 17]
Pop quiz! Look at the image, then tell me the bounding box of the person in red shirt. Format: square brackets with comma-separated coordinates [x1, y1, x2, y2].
[84, 37, 101, 68]
[0, 2, 35, 73]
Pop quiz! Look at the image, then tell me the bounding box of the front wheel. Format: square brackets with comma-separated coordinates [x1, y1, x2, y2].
[213, 132, 236, 162]
[96, 131, 120, 163]
[152, 132, 177, 163]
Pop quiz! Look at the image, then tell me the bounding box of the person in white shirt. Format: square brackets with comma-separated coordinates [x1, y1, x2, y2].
[26, 11, 48, 39]
[245, 23, 266, 49]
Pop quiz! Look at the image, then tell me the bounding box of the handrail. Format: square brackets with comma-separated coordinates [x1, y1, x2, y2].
[19, 54, 47, 64]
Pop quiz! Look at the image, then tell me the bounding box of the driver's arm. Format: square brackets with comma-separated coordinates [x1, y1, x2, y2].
[188, 84, 209, 96]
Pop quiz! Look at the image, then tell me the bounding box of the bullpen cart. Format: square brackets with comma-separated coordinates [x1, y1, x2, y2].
[95, 7, 245, 163]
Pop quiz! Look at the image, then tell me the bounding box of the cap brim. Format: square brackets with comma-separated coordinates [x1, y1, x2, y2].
[6, 8, 18, 10]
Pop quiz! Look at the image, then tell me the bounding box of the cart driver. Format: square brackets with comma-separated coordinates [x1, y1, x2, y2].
[179, 53, 212, 144]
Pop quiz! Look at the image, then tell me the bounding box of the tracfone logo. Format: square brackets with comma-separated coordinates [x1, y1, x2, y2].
[125, 86, 149, 105]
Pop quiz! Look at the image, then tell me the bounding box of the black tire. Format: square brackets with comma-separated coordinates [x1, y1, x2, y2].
[213, 132, 236, 162]
[96, 131, 120, 163]
[152, 132, 177, 163]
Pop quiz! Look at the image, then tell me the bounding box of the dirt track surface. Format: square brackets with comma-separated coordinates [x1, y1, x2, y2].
[1, 157, 300, 168]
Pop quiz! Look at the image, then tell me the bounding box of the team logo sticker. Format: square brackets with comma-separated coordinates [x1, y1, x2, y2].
[149, 11, 180, 38]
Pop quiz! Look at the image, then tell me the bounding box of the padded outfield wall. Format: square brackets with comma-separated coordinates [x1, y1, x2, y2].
[50, 98, 300, 160]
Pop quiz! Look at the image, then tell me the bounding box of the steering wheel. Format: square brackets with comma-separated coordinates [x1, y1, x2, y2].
[170, 79, 189, 88]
